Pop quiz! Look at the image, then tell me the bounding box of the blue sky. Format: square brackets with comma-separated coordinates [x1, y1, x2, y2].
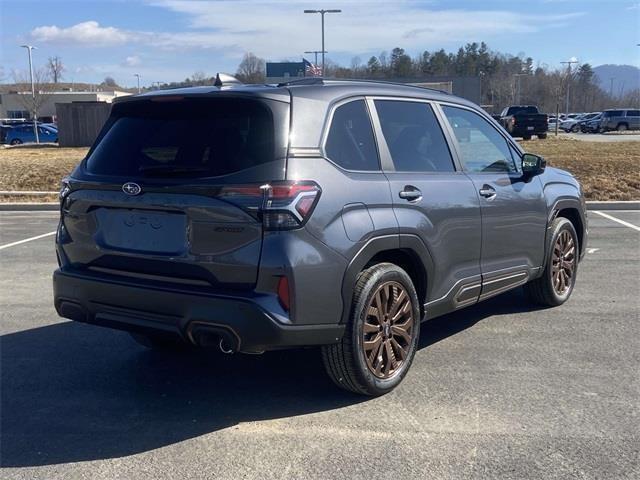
[1, 0, 638, 88]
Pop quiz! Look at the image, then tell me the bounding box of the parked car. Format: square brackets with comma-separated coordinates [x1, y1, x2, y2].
[499, 105, 548, 139]
[581, 113, 603, 133]
[5, 124, 58, 144]
[598, 109, 640, 132]
[0, 125, 12, 144]
[560, 112, 600, 133]
[53, 78, 587, 396]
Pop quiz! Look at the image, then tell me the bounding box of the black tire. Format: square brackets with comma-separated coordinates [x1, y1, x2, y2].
[10, 139, 22, 145]
[524, 217, 579, 306]
[322, 263, 421, 396]
[571, 124, 580, 133]
[522, 135, 532, 140]
[129, 332, 189, 350]
[617, 123, 628, 132]
[538, 133, 547, 139]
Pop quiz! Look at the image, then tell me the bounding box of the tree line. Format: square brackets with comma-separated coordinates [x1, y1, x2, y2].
[4, 43, 638, 116]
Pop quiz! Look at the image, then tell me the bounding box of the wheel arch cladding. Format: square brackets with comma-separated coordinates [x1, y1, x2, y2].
[341, 235, 432, 323]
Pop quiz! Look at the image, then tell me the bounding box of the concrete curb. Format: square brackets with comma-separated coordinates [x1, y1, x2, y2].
[0, 203, 59, 211]
[0, 201, 638, 212]
[586, 201, 640, 211]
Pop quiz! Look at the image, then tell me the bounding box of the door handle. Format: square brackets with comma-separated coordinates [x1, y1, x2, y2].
[479, 185, 497, 199]
[399, 185, 422, 202]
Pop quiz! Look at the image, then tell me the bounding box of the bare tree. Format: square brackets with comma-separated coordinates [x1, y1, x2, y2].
[47, 56, 65, 83]
[236, 53, 265, 83]
[12, 67, 53, 119]
[190, 70, 208, 85]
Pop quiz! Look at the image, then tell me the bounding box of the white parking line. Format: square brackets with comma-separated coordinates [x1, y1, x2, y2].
[591, 211, 640, 232]
[0, 231, 56, 251]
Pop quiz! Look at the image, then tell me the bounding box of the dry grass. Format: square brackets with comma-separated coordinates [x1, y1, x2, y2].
[518, 136, 640, 201]
[0, 138, 638, 201]
[0, 146, 88, 193]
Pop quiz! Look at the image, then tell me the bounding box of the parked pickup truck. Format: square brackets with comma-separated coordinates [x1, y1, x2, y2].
[499, 105, 548, 140]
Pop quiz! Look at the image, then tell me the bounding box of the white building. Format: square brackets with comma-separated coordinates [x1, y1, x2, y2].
[0, 89, 131, 120]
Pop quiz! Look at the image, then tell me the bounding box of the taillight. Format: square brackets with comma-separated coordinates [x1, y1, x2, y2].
[217, 181, 320, 230]
[277, 276, 290, 311]
[261, 181, 321, 230]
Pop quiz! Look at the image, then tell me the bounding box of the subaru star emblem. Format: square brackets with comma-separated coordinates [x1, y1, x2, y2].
[122, 182, 142, 196]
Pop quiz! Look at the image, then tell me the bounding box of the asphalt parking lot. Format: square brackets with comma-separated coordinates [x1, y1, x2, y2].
[1, 210, 639, 479]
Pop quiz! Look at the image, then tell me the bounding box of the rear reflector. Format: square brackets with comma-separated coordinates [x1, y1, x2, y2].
[277, 276, 290, 311]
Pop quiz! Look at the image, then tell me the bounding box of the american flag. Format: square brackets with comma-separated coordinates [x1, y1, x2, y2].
[304, 58, 322, 77]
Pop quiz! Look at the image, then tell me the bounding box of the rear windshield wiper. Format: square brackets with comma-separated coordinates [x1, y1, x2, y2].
[138, 165, 210, 176]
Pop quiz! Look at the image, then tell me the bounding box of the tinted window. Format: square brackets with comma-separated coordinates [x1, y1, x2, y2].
[374, 100, 454, 172]
[325, 100, 379, 171]
[442, 105, 517, 173]
[626, 110, 640, 117]
[604, 110, 623, 117]
[509, 106, 538, 115]
[86, 98, 286, 179]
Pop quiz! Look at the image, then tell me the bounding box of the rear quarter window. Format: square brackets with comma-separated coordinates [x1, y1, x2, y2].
[324, 99, 380, 171]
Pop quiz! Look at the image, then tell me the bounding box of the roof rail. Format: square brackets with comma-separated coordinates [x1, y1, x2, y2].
[277, 77, 324, 87]
[214, 73, 242, 87]
[323, 78, 451, 95]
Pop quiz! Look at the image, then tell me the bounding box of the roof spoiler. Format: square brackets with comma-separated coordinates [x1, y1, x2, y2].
[214, 73, 242, 87]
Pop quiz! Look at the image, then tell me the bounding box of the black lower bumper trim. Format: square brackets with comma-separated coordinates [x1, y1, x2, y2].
[53, 269, 344, 353]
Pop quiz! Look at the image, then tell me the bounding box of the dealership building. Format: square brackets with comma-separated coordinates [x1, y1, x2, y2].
[0, 89, 130, 120]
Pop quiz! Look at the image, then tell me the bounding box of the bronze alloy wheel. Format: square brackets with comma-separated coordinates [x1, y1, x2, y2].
[551, 230, 576, 295]
[362, 281, 415, 379]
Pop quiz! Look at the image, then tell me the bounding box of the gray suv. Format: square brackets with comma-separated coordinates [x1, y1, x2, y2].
[54, 78, 587, 396]
[599, 108, 640, 132]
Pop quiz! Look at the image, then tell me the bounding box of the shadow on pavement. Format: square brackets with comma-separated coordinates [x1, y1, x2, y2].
[1, 288, 539, 467]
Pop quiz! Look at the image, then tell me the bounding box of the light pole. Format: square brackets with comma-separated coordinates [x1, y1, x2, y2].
[304, 50, 327, 67]
[303, 9, 341, 75]
[560, 59, 578, 116]
[134, 73, 141, 93]
[513, 73, 528, 104]
[20, 44, 39, 144]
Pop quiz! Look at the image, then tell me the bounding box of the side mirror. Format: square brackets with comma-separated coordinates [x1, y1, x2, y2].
[521, 153, 546, 178]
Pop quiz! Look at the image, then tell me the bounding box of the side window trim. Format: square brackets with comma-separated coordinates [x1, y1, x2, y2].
[435, 101, 522, 175]
[366, 96, 463, 173]
[320, 96, 382, 172]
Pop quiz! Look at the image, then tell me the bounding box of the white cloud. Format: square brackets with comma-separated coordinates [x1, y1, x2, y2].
[28, 2, 586, 60]
[30, 21, 131, 46]
[143, 0, 585, 58]
[123, 55, 141, 67]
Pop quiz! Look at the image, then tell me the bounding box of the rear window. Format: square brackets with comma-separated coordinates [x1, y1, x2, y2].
[509, 106, 538, 115]
[85, 97, 288, 179]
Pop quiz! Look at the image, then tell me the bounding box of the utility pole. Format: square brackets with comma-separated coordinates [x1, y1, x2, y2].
[609, 77, 616, 98]
[560, 59, 578, 116]
[20, 45, 39, 144]
[134, 73, 141, 93]
[304, 50, 327, 67]
[303, 9, 341, 75]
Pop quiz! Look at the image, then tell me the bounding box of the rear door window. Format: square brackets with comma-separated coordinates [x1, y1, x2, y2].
[374, 100, 455, 172]
[85, 97, 288, 180]
[324, 100, 380, 171]
[626, 110, 640, 117]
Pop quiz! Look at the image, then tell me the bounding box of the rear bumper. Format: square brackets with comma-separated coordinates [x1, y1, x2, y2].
[53, 269, 344, 353]
[511, 126, 548, 136]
